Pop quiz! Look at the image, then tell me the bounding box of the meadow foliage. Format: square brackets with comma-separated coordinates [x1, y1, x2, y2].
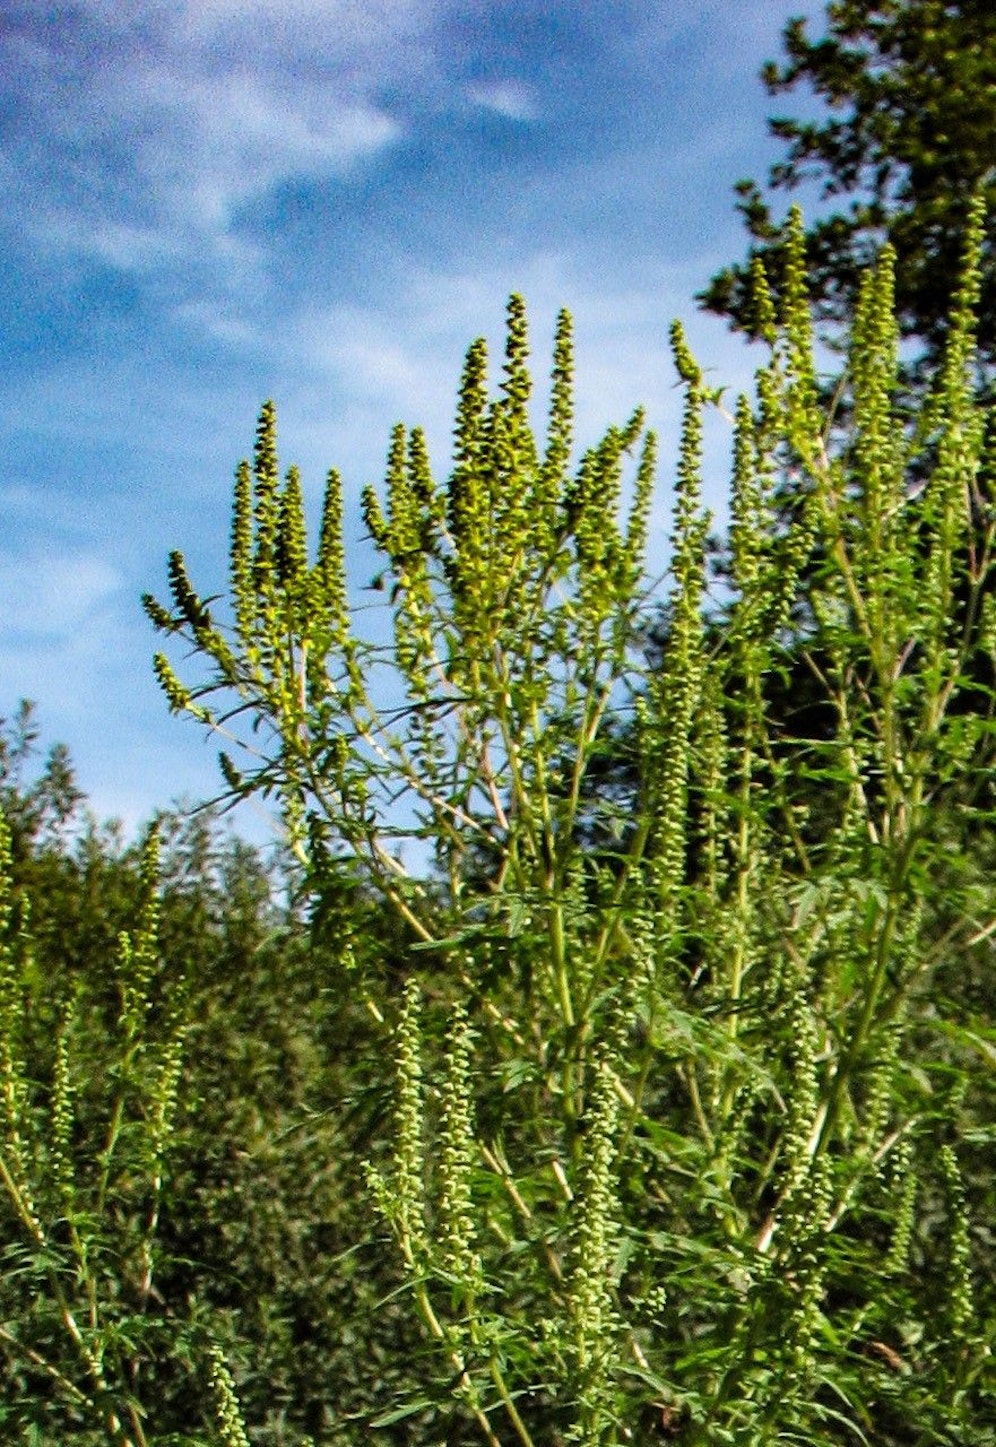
[1, 202, 994, 1443]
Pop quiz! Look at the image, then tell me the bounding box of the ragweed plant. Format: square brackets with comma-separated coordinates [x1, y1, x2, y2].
[208, 1343, 253, 1447]
[144, 299, 658, 1032]
[0, 816, 191, 1446]
[147, 203, 995, 1443]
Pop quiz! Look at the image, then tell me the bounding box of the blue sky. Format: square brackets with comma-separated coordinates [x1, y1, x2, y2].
[1, 0, 824, 836]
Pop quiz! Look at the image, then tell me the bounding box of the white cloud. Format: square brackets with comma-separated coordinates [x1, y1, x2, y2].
[62, 0, 443, 65]
[0, 550, 123, 639]
[2, 2, 421, 285]
[168, 0, 442, 56]
[466, 79, 538, 123]
[121, 66, 400, 230]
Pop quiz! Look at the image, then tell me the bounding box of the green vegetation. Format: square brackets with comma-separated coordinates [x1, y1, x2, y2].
[701, 0, 996, 369]
[3, 198, 993, 1443]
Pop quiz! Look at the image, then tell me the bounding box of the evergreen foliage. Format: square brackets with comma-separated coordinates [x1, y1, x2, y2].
[701, 0, 996, 370]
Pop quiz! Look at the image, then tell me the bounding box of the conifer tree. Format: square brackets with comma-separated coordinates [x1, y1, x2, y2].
[701, 0, 996, 370]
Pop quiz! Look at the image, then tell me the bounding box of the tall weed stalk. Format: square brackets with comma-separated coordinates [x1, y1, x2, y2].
[0, 817, 238, 1445]
[140, 196, 995, 1442]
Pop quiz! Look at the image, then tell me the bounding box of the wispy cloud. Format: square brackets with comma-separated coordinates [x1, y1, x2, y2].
[0, 1, 429, 285]
[124, 69, 399, 230]
[465, 79, 538, 123]
[0, 549, 123, 640]
[1, 0, 819, 830]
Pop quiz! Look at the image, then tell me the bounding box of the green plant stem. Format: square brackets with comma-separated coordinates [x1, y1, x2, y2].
[0, 1323, 94, 1409]
[489, 1356, 537, 1447]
